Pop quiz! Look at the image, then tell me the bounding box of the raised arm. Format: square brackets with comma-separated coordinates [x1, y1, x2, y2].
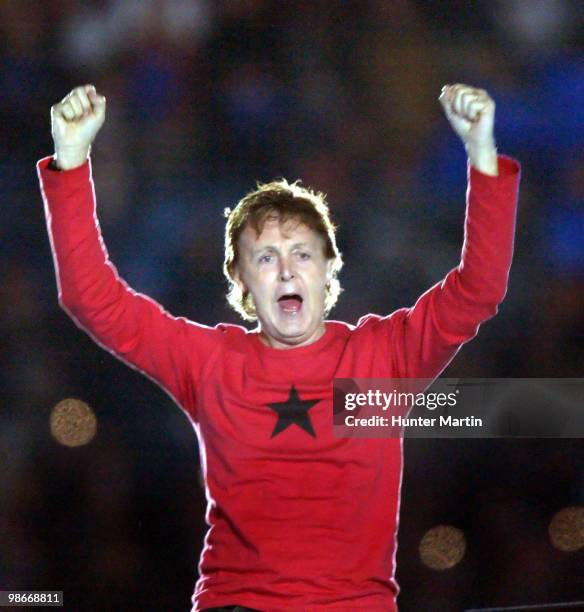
[391, 84, 521, 379]
[38, 86, 220, 415]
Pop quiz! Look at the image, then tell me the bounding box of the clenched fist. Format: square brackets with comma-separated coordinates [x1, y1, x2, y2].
[439, 84, 498, 176]
[51, 85, 106, 170]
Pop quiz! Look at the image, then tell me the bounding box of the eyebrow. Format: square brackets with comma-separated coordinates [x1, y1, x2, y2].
[251, 242, 312, 257]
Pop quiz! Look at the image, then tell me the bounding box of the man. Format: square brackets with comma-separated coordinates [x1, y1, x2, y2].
[38, 83, 520, 611]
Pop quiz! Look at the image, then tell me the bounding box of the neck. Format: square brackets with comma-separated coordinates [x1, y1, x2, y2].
[259, 323, 326, 349]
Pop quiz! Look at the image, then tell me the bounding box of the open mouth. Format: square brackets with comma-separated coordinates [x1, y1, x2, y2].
[277, 293, 303, 314]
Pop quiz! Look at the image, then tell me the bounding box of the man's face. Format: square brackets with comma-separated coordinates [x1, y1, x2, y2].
[234, 214, 331, 349]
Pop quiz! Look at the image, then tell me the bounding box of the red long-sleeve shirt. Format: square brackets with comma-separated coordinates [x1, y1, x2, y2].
[37, 155, 520, 611]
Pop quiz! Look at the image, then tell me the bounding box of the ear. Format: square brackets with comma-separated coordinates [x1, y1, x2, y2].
[325, 260, 334, 283]
[232, 265, 247, 294]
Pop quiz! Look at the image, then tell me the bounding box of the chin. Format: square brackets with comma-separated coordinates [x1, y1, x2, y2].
[277, 322, 310, 339]
[266, 316, 309, 340]
[260, 306, 319, 343]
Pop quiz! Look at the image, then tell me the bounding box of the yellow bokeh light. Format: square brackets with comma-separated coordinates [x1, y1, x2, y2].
[549, 506, 584, 552]
[50, 398, 97, 447]
[419, 524, 466, 570]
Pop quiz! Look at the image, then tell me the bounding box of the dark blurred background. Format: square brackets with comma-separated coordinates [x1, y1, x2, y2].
[1, 1, 583, 610]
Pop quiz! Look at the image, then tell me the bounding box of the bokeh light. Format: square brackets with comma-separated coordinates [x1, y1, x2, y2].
[419, 524, 466, 570]
[549, 506, 584, 552]
[50, 398, 97, 447]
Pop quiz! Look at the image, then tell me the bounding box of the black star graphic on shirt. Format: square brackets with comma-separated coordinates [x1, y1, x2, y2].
[268, 385, 321, 438]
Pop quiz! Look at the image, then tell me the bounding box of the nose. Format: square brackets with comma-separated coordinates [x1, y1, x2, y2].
[279, 257, 294, 282]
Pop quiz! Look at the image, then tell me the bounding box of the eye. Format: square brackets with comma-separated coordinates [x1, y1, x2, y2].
[297, 251, 311, 261]
[258, 253, 273, 264]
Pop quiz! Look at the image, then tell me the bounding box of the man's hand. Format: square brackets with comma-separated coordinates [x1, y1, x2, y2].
[51, 85, 106, 170]
[439, 84, 498, 176]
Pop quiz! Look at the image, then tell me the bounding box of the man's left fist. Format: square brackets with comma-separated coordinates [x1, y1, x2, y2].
[439, 84, 496, 151]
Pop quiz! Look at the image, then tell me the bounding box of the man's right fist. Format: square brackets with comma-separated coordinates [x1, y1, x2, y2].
[51, 85, 106, 170]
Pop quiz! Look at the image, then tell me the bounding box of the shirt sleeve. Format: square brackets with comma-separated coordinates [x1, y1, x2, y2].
[37, 155, 221, 416]
[359, 155, 521, 380]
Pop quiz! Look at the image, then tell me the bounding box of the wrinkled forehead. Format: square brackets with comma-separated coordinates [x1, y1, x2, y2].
[238, 212, 323, 251]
